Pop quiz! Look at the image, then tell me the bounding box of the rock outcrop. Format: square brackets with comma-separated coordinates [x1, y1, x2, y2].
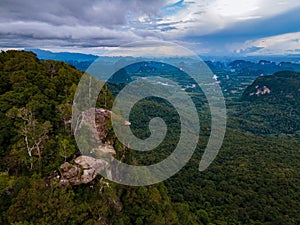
[59, 156, 109, 186]
[59, 108, 130, 186]
[75, 108, 112, 143]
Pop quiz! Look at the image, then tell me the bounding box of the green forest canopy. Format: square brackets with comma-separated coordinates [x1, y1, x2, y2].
[0, 50, 299, 225]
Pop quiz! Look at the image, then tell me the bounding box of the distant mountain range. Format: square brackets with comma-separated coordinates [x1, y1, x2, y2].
[201, 54, 300, 63]
[25, 48, 98, 62]
[228, 60, 300, 76]
[25, 49, 300, 76]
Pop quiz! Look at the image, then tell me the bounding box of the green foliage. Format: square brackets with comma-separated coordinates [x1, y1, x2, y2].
[0, 51, 193, 225]
[1, 51, 300, 225]
[58, 136, 75, 162]
[165, 129, 300, 225]
[0, 50, 82, 172]
[230, 71, 300, 135]
[242, 71, 300, 102]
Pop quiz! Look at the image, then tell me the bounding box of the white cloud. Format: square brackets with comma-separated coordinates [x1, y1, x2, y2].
[211, 0, 260, 17]
[157, 0, 300, 38]
[235, 32, 300, 55]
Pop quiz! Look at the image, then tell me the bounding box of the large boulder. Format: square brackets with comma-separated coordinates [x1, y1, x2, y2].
[59, 156, 109, 186]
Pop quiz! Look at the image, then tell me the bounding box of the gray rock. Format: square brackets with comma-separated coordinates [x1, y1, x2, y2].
[59, 156, 109, 186]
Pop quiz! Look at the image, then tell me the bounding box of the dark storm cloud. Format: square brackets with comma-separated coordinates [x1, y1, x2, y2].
[0, 0, 164, 26]
[0, 0, 166, 49]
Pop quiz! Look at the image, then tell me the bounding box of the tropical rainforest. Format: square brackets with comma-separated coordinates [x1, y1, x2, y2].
[0, 50, 299, 225]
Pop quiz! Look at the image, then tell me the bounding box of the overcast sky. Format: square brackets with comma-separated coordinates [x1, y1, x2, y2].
[1, 0, 300, 56]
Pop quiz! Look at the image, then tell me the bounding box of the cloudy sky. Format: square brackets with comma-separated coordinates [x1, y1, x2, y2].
[1, 0, 300, 56]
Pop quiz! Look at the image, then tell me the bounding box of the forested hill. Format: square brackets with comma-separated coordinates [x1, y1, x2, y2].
[230, 71, 300, 135]
[241, 71, 300, 102]
[0, 50, 196, 225]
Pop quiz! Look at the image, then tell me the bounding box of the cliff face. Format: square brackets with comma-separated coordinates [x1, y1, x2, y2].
[59, 108, 129, 186]
[74, 108, 112, 144]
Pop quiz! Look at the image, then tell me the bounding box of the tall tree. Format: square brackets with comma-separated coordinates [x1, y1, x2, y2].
[7, 107, 51, 168]
[58, 136, 75, 162]
[57, 102, 72, 133]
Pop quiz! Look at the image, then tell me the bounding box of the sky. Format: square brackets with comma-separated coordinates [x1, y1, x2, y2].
[1, 0, 300, 56]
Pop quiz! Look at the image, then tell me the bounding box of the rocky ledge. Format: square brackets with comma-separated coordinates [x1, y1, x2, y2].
[59, 155, 109, 186]
[58, 108, 130, 186]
